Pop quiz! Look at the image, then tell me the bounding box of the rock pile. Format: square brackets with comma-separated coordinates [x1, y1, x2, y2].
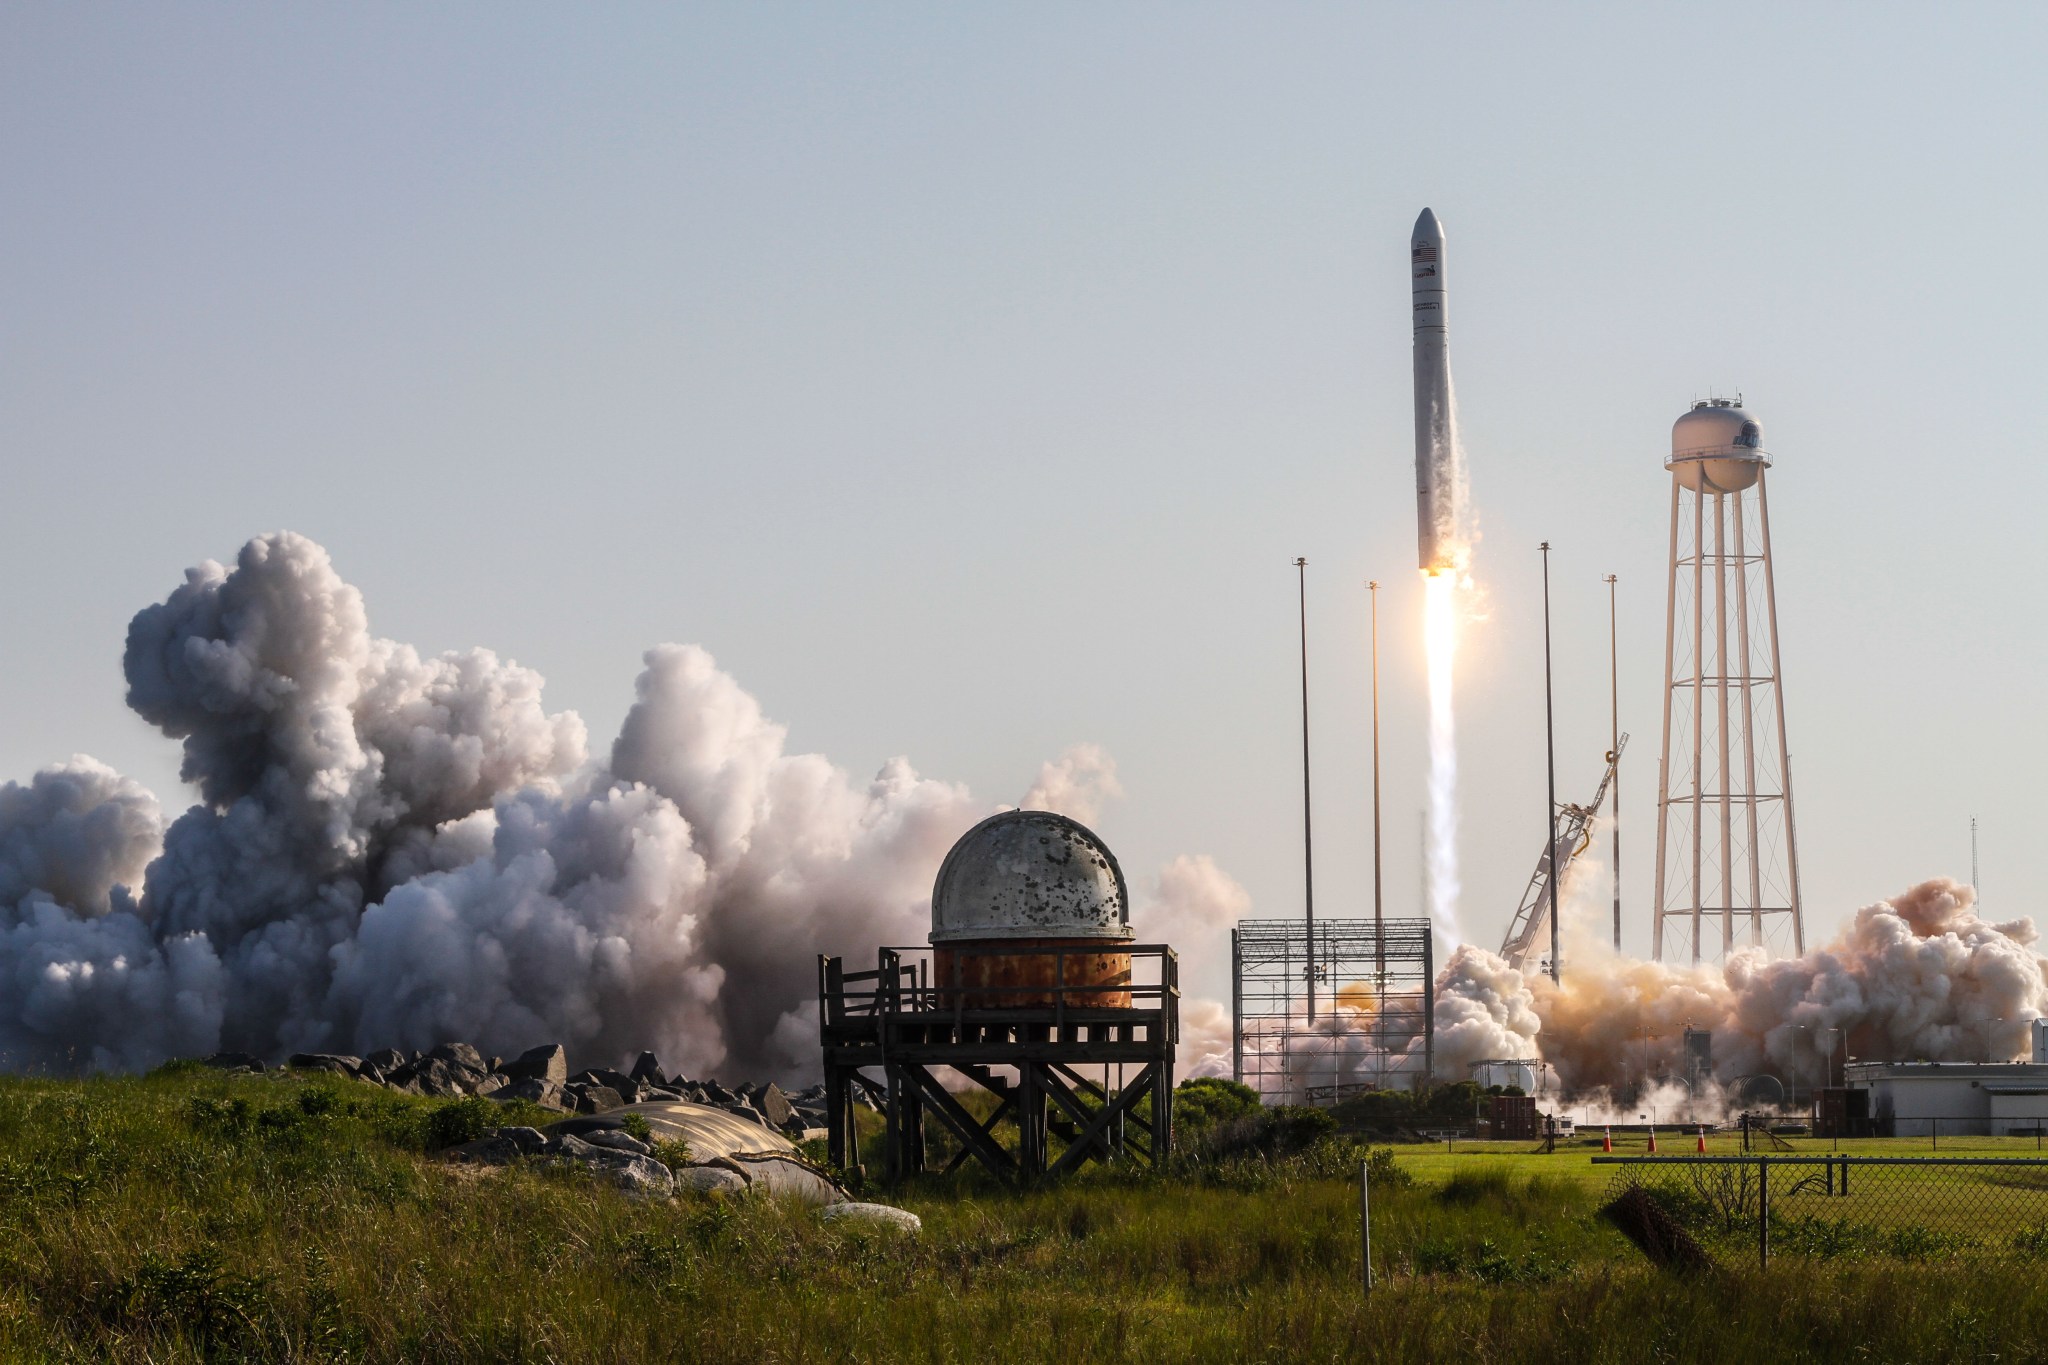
[208, 1044, 833, 1140]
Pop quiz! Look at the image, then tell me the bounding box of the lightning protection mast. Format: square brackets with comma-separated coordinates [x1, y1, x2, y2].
[1651, 399, 1805, 963]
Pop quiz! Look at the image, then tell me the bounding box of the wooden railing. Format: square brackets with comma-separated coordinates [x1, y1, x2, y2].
[820, 944, 1179, 1039]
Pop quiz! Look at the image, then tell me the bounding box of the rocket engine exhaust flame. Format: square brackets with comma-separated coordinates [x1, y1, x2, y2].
[1423, 572, 1463, 947]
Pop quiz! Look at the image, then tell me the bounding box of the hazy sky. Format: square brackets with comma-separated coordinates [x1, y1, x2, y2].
[5, 5, 2045, 1005]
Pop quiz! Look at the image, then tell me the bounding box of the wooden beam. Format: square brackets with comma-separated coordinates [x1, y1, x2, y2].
[900, 1064, 1019, 1179]
[1045, 1063, 1158, 1177]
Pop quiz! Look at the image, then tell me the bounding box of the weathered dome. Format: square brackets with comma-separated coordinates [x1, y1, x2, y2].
[930, 810, 1131, 944]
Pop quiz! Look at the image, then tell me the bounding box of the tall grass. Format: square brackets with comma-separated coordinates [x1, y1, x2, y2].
[1, 1070, 2046, 1361]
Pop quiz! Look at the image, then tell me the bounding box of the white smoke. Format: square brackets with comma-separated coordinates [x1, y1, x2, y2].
[0, 533, 1243, 1082]
[1180, 998, 1235, 1080]
[1436, 878, 2048, 1096]
[1021, 744, 1123, 827]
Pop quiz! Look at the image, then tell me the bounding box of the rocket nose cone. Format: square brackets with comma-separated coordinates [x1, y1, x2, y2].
[1412, 207, 1443, 245]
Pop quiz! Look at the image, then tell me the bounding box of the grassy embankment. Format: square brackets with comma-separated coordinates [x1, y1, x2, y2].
[2, 1067, 2047, 1362]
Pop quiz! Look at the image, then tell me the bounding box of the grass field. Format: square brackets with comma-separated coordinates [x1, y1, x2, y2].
[3, 1068, 2047, 1362]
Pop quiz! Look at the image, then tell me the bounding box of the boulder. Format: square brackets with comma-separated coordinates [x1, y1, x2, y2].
[502, 1044, 568, 1086]
[755, 1083, 795, 1129]
[725, 1153, 849, 1206]
[676, 1165, 749, 1197]
[495, 1126, 548, 1155]
[539, 1131, 677, 1200]
[820, 1203, 922, 1234]
[286, 1053, 362, 1078]
[572, 1067, 639, 1096]
[428, 1042, 487, 1073]
[203, 1052, 267, 1072]
[571, 1085, 625, 1114]
[581, 1129, 652, 1157]
[445, 1134, 522, 1164]
[722, 1099, 771, 1129]
[629, 1051, 665, 1084]
[543, 1132, 602, 1160]
[593, 1153, 676, 1200]
[472, 1074, 511, 1098]
[698, 1081, 737, 1106]
[395, 1057, 477, 1098]
[494, 1077, 569, 1110]
[364, 1048, 407, 1074]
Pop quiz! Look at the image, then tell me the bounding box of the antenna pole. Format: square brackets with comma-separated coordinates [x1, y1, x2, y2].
[1297, 557, 1316, 1024]
[1369, 581, 1385, 973]
[1543, 543, 1561, 984]
[1606, 573, 1620, 952]
[1369, 580, 1385, 1084]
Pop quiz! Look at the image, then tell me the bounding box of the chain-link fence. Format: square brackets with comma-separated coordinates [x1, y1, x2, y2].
[1596, 1156, 2048, 1265]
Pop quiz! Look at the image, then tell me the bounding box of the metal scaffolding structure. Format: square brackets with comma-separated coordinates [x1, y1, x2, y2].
[1230, 918, 1432, 1103]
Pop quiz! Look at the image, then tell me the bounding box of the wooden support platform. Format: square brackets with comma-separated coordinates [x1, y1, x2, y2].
[818, 944, 1179, 1184]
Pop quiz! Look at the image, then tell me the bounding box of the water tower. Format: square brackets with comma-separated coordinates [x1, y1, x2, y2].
[1651, 399, 1806, 962]
[818, 810, 1179, 1183]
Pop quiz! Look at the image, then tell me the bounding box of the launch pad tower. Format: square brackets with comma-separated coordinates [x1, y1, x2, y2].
[1651, 399, 1805, 963]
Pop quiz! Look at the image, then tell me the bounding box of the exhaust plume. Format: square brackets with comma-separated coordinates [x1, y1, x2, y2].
[0, 533, 1228, 1081]
[1451, 877, 2048, 1093]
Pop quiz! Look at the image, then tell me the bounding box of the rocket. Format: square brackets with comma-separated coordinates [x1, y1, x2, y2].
[1412, 207, 1458, 575]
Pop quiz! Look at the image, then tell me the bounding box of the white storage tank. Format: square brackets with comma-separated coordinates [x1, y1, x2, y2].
[1668, 398, 1769, 494]
[1470, 1059, 1539, 1093]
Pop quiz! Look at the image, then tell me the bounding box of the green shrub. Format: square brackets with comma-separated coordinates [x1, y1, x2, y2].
[651, 1137, 695, 1171]
[1364, 1146, 1412, 1189]
[103, 1245, 269, 1351]
[182, 1095, 253, 1139]
[619, 1112, 654, 1143]
[422, 1096, 502, 1151]
[1173, 1077, 1262, 1136]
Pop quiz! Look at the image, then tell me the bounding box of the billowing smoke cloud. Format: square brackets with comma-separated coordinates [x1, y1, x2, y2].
[2, 533, 1232, 1081]
[0, 759, 220, 1072]
[1452, 878, 2048, 1094]
[1021, 743, 1122, 827]
[1223, 865, 2048, 1105]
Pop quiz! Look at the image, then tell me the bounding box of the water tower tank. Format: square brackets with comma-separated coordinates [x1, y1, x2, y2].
[1470, 1059, 1539, 1093]
[1668, 399, 1769, 494]
[930, 810, 1133, 1007]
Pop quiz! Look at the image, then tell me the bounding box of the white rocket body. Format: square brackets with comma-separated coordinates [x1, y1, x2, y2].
[1412, 207, 1457, 575]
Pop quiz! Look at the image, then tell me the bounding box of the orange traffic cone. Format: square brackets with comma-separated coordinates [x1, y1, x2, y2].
[1646, 1127, 1658, 1154]
[1696, 1125, 1707, 1153]
[1602, 1126, 1612, 1153]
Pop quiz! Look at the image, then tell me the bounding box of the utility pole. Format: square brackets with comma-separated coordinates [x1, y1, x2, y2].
[1606, 573, 1620, 953]
[1297, 557, 1316, 1024]
[1369, 580, 1385, 1084]
[1543, 543, 1561, 984]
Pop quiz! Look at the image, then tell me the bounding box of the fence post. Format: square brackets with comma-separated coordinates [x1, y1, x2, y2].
[1359, 1157, 1374, 1293]
[1757, 1157, 1770, 1267]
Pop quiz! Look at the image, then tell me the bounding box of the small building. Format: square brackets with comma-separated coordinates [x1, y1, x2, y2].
[1813, 1086, 1873, 1139]
[1487, 1094, 1538, 1140]
[1843, 1060, 2048, 1137]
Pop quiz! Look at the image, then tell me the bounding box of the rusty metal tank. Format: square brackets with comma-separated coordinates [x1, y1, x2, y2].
[930, 810, 1133, 1009]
